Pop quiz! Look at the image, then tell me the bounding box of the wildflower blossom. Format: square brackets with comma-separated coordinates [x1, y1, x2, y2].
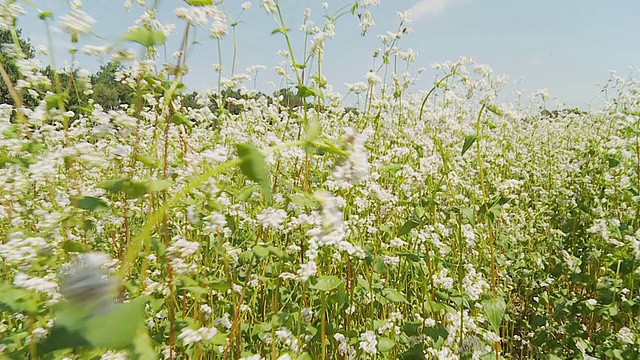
[359, 330, 377, 355]
[178, 327, 218, 345]
[58, 9, 95, 36]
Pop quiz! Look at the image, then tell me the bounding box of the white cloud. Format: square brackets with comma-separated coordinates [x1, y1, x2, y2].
[407, 0, 471, 22]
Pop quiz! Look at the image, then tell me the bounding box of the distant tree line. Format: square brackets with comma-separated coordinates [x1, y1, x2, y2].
[0, 29, 322, 120]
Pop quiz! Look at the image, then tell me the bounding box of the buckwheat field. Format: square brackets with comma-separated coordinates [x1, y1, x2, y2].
[0, 1, 639, 359]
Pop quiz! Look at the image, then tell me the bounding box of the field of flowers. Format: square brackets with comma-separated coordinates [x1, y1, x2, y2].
[1, 1, 640, 359]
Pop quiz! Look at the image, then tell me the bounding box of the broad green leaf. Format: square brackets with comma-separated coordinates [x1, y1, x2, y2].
[98, 178, 148, 199]
[84, 296, 150, 348]
[180, 286, 209, 296]
[382, 288, 408, 303]
[71, 196, 109, 212]
[170, 114, 193, 131]
[209, 331, 229, 345]
[461, 135, 476, 156]
[237, 184, 261, 202]
[208, 280, 231, 292]
[305, 115, 321, 142]
[310, 276, 342, 292]
[287, 193, 318, 208]
[377, 337, 395, 352]
[135, 154, 160, 168]
[236, 143, 273, 204]
[0, 283, 38, 313]
[123, 28, 166, 47]
[147, 179, 172, 192]
[44, 93, 67, 110]
[373, 257, 386, 273]
[398, 219, 420, 237]
[38, 326, 90, 354]
[459, 206, 475, 225]
[482, 297, 506, 333]
[268, 246, 284, 259]
[252, 245, 270, 258]
[297, 353, 313, 360]
[62, 240, 85, 253]
[296, 85, 324, 100]
[133, 326, 157, 360]
[184, 0, 213, 5]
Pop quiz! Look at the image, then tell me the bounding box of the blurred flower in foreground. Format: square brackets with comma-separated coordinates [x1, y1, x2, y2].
[60, 252, 119, 306]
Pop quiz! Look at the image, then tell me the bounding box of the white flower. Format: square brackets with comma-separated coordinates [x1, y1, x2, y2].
[585, 298, 597, 307]
[359, 330, 377, 355]
[178, 327, 218, 345]
[0, 3, 25, 31]
[260, 0, 277, 14]
[297, 261, 317, 281]
[167, 235, 200, 258]
[365, 71, 381, 85]
[617, 327, 635, 344]
[483, 331, 501, 343]
[256, 207, 287, 229]
[241, 2, 251, 10]
[332, 128, 370, 184]
[58, 9, 95, 36]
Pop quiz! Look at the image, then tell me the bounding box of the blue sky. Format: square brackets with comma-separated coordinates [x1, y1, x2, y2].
[12, 0, 640, 108]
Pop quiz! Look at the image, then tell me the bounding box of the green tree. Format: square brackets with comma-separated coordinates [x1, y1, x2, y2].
[91, 61, 131, 110]
[0, 29, 35, 106]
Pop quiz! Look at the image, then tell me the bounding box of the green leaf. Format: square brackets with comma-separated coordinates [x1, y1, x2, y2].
[135, 154, 160, 168]
[147, 179, 172, 192]
[459, 206, 475, 225]
[208, 280, 231, 292]
[84, 296, 150, 348]
[377, 337, 395, 352]
[252, 245, 270, 258]
[310, 276, 342, 292]
[184, 0, 213, 5]
[180, 286, 208, 296]
[71, 196, 109, 212]
[305, 115, 321, 143]
[0, 283, 38, 313]
[461, 135, 476, 156]
[482, 297, 506, 333]
[237, 184, 261, 202]
[373, 257, 386, 273]
[98, 178, 148, 199]
[236, 143, 273, 204]
[170, 114, 193, 131]
[271, 27, 289, 35]
[123, 28, 166, 48]
[268, 246, 284, 259]
[62, 240, 85, 253]
[296, 85, 324, 100]
[398, 219, 420, 237]
[382, 288, 408, 303]
[133, 326, 157, 360]
[45, 93, 67, 110]
[297, 353, 313, 360]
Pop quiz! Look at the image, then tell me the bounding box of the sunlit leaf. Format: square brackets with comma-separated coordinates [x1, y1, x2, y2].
[482, 297, 506, 333]
[461, 135, 476, 156]
[71, 196, 109, 212]
[236, 143, 273, 204]
[123, 28, 166, 47]
[310, 276, 342, 292]
[377, 337, 395, 352]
